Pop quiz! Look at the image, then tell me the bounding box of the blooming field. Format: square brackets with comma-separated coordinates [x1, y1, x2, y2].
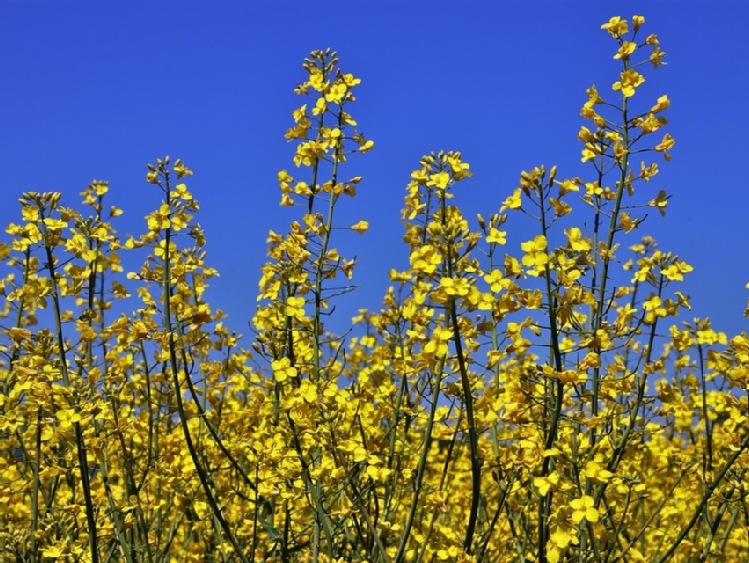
[2, 15, 749, 562]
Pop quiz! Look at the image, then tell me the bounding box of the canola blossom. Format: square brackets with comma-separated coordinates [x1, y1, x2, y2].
[2, 20, 749, 563]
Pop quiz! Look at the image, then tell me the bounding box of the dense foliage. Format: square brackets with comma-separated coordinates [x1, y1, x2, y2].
[2, 15, 748, 563]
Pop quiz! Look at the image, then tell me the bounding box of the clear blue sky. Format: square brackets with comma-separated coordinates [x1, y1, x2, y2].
[2, 2, 748, 341]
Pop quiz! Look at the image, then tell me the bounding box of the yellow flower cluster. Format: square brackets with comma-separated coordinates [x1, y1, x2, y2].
[1, 17, 748, 563]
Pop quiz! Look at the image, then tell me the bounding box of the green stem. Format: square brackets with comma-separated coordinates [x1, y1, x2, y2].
[449, 295, 481, 553]
[160, 176, 249, 563]
[394, 356, 446, 563]
[43, 238, 100, 563]
[30, 406, 42, 563]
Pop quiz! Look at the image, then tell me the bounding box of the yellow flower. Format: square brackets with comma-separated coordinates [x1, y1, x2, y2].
[428, 171, 451, 190]
[580, 457, 615, 483]
[486, 227, 506, 244]
[581, 145, 599, 163]
[351, 220, 369, 234]
[578, 126, 596, 142]
[352, 446, 367, 463]
[299, 380, 317, 403]
[647, 189, 669, 217]
[90, 181, 109, 196]
[654, 133, 675, 159]
[285, 295, 306, 320]
[586, 85, 603, 105]
[341, 73, 361, 88]
[173, 158, 193, 178]
[521, 234, 549, 272]
[501, 188, 522, 211]
[440, 276, 471, 296]
[42, 546, 66, 558]
[154, 240, 176, 259]
[271, 357, 298, 383]
[565, 227, 591, 252]
[614, 41, 637, 61]
[325, 82, 347, 104]
[613, 69, 645, 98]
[570, 495, 599, 523]
[533, 471, 559, 496]
[171, 183, 192, 201]
[651, 95, 670, 113]
[601, 16, 629, 37]
[56, 408, 81, 429]
[42, 217, 67, 230]
[550, 525, 574, 549]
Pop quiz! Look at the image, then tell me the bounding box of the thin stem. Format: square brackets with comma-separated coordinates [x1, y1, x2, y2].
[42, 236, 100, 563]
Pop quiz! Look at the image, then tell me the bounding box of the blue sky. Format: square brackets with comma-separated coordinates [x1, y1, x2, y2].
[2, 2, 748, 342]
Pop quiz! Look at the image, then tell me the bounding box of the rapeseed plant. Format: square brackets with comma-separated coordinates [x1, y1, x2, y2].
[1, 15, 748, 563]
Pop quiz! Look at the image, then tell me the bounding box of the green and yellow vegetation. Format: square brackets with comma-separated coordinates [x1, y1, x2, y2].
[1, 15, 748, 562]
